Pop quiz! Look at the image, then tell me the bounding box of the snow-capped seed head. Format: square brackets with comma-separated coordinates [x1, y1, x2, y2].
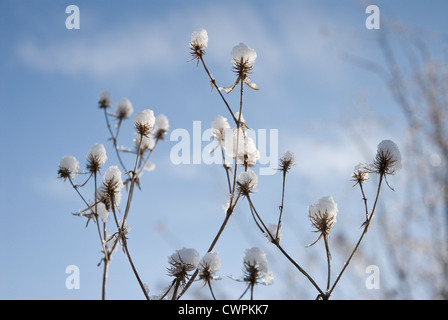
[191, 29, 208, 49]
[154, 114, 169, 140]
[168, 247, 200, 275]
[58, 155, 80, 180]
[308, 196, 338, 236]
[134, 109, 155, 136]
[115, 97, 133, 120]
[198, 251, 222, 282]
[373, 140, 402, 175]
[231, 42, 257, 66]
[279, 150, 295, 173]
[98, 91, 112, 109]
[102, 165, 123, 194]
[189, 29, 208, 63]
[237, 169, 258, 195]
[243, 247, 269, 283]
[352, 162, 369, 186]
[87, 143, 108, 173]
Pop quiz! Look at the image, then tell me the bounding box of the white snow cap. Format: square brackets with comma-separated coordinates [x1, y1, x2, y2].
[223, 128, 260, 165]
[309, 196, 338, 221]
[133, 109, 155, 128]
[96, 202, 109, 223]
[103, 165, 124, 190]
[87, 143, 108, 166]
[59, 155, 80, 178]
[169, 247, 200, 267]
[155, 114, 170, 133]
[244, 247, 268, 274]
[237, 169, 258, 191]
[191, 29, 208, 48]
[116, 97, 133, 118]
[199, 251, 222, 275]
[211, 115, 231, 132]
[377, 139, 402, 171]
[231, 43, 257, 65]
[280, 150, 295, 165]
[99, 91, 112, 108]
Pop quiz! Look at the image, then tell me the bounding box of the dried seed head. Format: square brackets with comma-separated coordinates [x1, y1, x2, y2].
[98, 91, 112, 109]
[189, 29, 208, 64]
[351, 162, 369, 187]
[102, 165, 123, 195]
[153, 114, 170, 140]
[308, 196, 338, 236]
[279, 150, 296, 173]
[58, 155, 80, 180]
[133, 109, 155, 136]
[115, 97, 133, 120]
[237, 169, 258, 196]
[223, 43, 259, 94]
[86, 143, 108, 173]
[198, 251, 222, 283]
[242, 247, 273, 286]
[371, 140, 402, 176]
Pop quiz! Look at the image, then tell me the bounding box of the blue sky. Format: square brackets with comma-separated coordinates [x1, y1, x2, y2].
[1, 0, 447, 300]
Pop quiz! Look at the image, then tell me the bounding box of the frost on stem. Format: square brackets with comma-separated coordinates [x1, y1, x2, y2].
[237, 169, 258, 196]
[266, 223, 282, 244]
[133, 109, 155, 136]
[115, 97, 134, 120]
[58, 155, 80, 180]
[86, 143, 108, 173]
[189, 28, 208, 64]
[308, 196, 338, 246]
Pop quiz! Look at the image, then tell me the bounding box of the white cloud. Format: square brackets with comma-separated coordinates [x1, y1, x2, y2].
[17, 22, 179, 80]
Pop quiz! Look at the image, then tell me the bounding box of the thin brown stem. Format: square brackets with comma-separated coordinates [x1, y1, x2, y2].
[323, 234, 331, 291]
[109, 193, 150, 300]
[327, 173, 384, 299]
[276, 171, 287, 240]
[199, 56, 238, 125]
[103, 109, 128, 174]
[246, 195, 324, 296]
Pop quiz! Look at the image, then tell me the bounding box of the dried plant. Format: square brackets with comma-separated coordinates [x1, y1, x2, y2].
[58, 28, 401, 300]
